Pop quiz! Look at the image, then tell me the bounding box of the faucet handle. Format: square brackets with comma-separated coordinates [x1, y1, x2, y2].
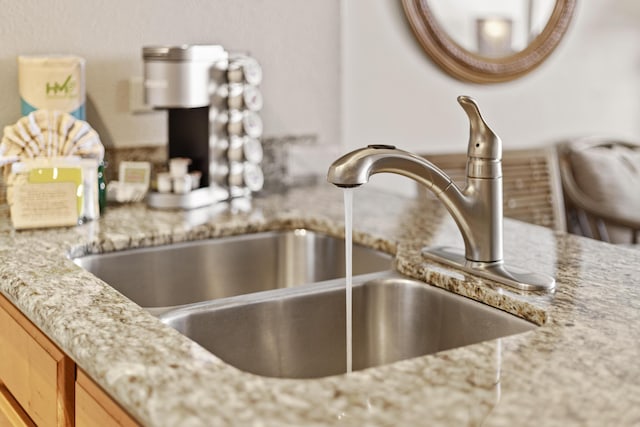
[458, 96, 502, 161]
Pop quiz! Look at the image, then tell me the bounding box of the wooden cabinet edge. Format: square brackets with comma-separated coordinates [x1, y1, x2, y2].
[0, 294, 140, 426]
[58, 358, 75, 426]
[0, 293, 74, 426]
[76, 369, 140, 427]
[0, 294, 65, 360]
[0, 382, 36, 427]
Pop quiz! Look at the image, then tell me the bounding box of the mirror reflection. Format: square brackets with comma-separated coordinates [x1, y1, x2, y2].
[428, 0, 556, 58]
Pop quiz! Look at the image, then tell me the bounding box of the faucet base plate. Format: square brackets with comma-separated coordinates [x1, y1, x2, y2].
[422, 246, 556, 292]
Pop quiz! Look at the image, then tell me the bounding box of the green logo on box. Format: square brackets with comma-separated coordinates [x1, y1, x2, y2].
[45, 74, 77, 98]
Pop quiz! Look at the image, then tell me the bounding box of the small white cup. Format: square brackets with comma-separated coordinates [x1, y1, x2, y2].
[169, 157, 191, 178]
[156, 172, 172, 193]
[189, 171, 202, 190]
[172, 175, 192, 194]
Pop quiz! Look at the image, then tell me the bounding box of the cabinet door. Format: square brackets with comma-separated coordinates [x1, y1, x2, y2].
[75, 369, 139, 427]
[0, 294, 74, 427]
[0, 383, 35, 427]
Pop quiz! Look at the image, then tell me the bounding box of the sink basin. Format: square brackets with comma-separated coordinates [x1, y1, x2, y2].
[73, 229, 392, 310]
[159, 273, 536, 378]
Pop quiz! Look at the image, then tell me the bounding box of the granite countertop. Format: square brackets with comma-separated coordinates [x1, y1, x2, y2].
[1, 184, 639, 426]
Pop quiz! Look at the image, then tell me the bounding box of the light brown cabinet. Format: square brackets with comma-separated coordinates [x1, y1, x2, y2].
[0, 293, 74, 426]
[0, 293, 139, 427]
[0, 383, 35, 427]
[75, 369, 138, 427]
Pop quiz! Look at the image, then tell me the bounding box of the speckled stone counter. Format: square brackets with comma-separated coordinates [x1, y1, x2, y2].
[1, 184, 639, 426]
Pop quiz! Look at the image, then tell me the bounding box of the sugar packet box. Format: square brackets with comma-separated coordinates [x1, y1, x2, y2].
[18, 55, 86, 120]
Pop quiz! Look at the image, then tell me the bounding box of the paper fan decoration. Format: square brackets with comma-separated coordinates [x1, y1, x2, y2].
[0, 110, 104, 164]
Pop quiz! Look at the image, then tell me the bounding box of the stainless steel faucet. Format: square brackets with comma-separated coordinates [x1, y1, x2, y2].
[328, 96, 555, 291]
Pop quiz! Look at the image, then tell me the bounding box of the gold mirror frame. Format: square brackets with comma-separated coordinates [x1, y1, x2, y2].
[401, 0, 576, 84]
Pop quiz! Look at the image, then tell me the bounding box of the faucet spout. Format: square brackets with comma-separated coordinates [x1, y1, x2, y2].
[328, 144, 454, 195]
[328, 143, 501, 263]
[327, 96, 555, 291]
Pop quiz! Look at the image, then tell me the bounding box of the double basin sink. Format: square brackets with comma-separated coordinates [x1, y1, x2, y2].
[74, 229, 535, 379]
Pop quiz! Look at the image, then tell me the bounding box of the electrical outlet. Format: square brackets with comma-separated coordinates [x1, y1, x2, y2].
[128, 77, 156, 114]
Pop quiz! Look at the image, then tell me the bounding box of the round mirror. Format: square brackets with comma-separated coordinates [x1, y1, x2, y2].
[401, 0, 576, 83]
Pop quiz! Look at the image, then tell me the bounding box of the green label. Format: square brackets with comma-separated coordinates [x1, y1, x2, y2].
[45, 74, 77, 99]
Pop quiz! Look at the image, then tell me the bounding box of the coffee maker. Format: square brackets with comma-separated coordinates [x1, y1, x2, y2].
[142, 45, 264, 209]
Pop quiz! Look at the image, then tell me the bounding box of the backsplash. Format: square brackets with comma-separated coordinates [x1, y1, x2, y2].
[104, 134, 320, 194]
[0, 134, 325, 206]
[0, 133, 325, 208]
[103, 145, 167, 182]
[260, 134, 320, 193]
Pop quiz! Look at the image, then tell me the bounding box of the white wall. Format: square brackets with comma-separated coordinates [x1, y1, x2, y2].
[3, 1, 640, 194]
[342, 1, 640, 195]
[0, 0, 341, 149]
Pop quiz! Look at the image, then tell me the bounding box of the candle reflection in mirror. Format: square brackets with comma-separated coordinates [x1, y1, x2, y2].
[476, 17, 513, 58]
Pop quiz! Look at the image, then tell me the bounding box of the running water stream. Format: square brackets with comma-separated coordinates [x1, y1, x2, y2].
[343, 188, 353, 373]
